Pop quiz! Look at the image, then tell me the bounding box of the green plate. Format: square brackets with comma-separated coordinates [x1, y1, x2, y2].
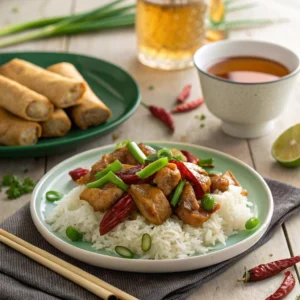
[31, 142, 273, 273]
[0, 52, 140, 158]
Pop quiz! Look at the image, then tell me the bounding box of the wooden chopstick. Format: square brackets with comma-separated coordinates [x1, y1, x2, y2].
[0, 229, 138, 300]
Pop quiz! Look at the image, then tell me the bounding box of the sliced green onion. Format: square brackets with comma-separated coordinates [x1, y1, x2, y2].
[126, 141, 147, 164]
[66, 226, 83, 241]
[115, 246, 134, 258]
[245, 217, 260, 230]
[157, 148, 173, 160]
[170, 180, 186, 207]
[87, 171, 128, 191]
[95, 160, 123, 179]
[202, 167, 221, 175]
[198, 158, 214, 166]
[141, 233, 152, 252]
[136, 157, 169, 179]
[46, 190, 63, 202]
[202, 194, 215, 212]
[115, 140, 131, 150]
[145, 153, 159, 163]
[172, 155, 183, 162]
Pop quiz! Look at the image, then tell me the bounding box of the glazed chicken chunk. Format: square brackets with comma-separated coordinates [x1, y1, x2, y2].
[176, 182, 210, 227]
[80, 183, 123, 212]
[153, 163, 181, 196]
[129, 184, 172, 225]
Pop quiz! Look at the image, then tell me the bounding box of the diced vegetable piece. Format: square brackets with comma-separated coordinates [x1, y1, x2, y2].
[202, 194, 214, 212]
[69, 168, 89, 181]
[180, 150, 199, 164]
[66, 226, 83, 241]
[198, 158, 214, 166]
[141, 233, 152, 252]
[245, 217, 260, 230]
[115, 140, 131, 150]
[145, 153, 159, 163]
[100, 193, 136, 235]
[126, 141, 147, 164]
[170, 180, 186, 207]
[87, 171, 128, 191]
[115, 246, 134, 258]
[157, 148, 173, 160]
[46, 190, 63, 202]
[136, 157, 169, 179]
[86, 173, 110, 189]
[116, 165, 152, 184]
[95, 160, 123, 179]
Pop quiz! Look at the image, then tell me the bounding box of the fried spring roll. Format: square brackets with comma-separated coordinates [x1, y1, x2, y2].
[0, 107, 41, 146]
[0, 75, 53, 122]
[0, 59, 86, 108]
[40, 108, 71, 137]
[47, 62, 111, 129]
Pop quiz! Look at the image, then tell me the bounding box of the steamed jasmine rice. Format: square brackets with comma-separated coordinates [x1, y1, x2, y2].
[46, 184, 253, 260]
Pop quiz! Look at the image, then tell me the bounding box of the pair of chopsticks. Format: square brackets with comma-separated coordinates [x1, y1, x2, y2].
[0, 229, 138, 300]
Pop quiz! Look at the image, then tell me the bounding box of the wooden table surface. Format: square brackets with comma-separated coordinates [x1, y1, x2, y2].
[0, 0, 299, 299]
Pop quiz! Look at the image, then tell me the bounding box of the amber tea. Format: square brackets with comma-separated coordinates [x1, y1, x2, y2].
[136, 0, 207, 70]
[207, 56, 289, 83]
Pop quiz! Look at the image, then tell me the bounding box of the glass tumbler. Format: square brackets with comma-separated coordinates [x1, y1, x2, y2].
[136, 0, 208, 70]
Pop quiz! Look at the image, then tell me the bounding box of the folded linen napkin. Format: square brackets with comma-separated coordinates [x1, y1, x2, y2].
[1, 179, 300, 300]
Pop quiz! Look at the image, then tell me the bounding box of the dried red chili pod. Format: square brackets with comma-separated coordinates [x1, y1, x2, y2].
[116, 165, 153, 184]
[172, 98, 204, 113]
[100, 193, 136, 235]
[265, 271, 295, 300]
[240, 255, 300, 282]
[180, 150, 199, 164]
[141, 102, 174, 132]
[69, 168, 89, 181]
[177, 84, 191, 102]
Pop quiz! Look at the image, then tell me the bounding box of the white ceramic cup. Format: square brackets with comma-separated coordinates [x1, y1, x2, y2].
[194, 40, 300, 138]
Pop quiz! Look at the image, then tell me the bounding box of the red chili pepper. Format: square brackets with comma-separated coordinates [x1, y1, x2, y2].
[172, 98, 204, 113]
[241, 256, 300, 282]
[265, 271, 295, 300]
[100, 194, 136, 235]
[177, 84, 191, 102]
[69, 168, 89, 181]
[141, 102, 174, 132]
[116, 166, 153, 184]
[171, 160, 204, 199]
[180, 150, 199, 164]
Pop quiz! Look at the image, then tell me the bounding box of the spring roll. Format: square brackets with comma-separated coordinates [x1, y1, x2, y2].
[40, 108, 71, 137]
[0, 107, 41, 146]
[0, 59, 86, 108]
[47, 62, 111, 130]
[0, 75, 53, 122]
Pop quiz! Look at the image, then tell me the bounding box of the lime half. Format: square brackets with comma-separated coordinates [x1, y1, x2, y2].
[272, 124, 300, 167]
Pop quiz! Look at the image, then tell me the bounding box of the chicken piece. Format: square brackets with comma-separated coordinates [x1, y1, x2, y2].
[184, 162, 211, 194]
[153, 163, 181, 196]
[129, 184, 172, 225]
[80, 183, 124, 212]
[176, 182, 210, 226]
[138, 143, 156, 156]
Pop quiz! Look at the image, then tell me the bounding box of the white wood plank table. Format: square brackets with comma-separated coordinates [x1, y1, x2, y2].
[0, 0, 299, 299]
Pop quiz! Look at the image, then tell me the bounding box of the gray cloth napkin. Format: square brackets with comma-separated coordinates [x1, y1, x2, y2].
[1, 178, 300, 300]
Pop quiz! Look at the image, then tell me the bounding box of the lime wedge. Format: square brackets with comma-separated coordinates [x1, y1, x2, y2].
[272, 124, 300, 167]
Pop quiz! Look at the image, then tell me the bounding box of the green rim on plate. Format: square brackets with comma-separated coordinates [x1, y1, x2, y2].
[0, 52, 141, 158]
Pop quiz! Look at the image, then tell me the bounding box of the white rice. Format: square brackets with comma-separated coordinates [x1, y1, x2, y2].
[46, 185, 253, 259]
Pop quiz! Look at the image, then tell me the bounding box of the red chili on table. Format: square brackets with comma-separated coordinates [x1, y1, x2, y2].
[177, 84, 191, 102]
[100, 193, 136, 235]
[180, 150, 199, 164]
[69, 168, 89, 181]
[265, 271, 295, 300]
[141, 102, 174, 133]
[241, 255, 300, 282]
[172, 98, 204, 113]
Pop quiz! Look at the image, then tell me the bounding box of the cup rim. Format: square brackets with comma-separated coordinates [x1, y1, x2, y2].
[193, 40, 300, 85]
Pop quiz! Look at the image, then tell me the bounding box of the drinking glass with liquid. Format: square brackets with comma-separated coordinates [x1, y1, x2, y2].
[136, 0, 208, 70]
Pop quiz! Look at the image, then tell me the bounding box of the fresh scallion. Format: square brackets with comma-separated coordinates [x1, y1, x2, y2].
[198, 158, 214, 166]
[126, 141, 147, 164]
[115, 140, 131, 150]
[245, 217, 260, 230]
[145, 153, 159, 163]
[115, 246, 134, 258]
[170, 180, 186, 207]
[46, 190, 63, 202]
[202, 194, 215, 212]
[157, 148, 173, 160]
[136, 157, 168, 179]
[141, 233, 152, 252]
[87, 171, 128, 191]
[66, 226, 83, 241]
[95, 160, 123, 179]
